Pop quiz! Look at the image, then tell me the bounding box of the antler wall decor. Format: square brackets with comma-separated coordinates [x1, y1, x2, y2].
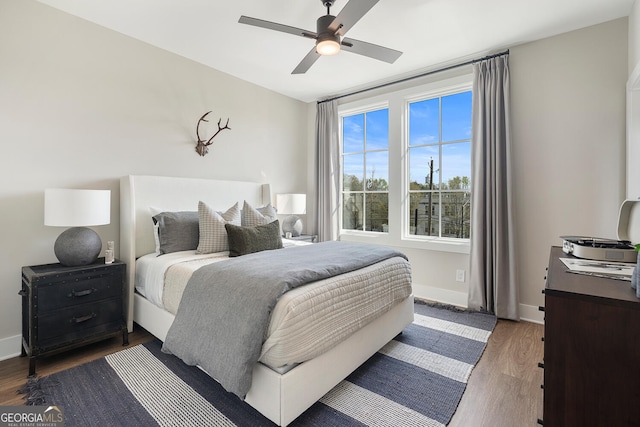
[195, 111, 231, 156]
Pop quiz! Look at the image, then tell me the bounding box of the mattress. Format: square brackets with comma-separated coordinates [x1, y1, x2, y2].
[135, 246, 412, 369]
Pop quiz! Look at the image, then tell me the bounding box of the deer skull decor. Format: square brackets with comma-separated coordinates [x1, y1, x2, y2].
[195, 111, 231, 156]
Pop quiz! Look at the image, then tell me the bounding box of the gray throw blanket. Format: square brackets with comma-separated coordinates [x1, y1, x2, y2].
[161, 241, 407, 398]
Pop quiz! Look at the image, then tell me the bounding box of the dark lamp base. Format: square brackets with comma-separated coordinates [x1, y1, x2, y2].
[54, 227, 102, 266]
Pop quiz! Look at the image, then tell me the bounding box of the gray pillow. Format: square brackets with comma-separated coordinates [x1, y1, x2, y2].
[225, 220, 283, 257]
[152, 211, 199, 255]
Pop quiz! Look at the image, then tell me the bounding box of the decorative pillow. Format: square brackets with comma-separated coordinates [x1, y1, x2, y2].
[196, 201, 240, 254]
[241, 200, 277, 227]
[225, 220, 283, 257]
[152, 211, 199, 255]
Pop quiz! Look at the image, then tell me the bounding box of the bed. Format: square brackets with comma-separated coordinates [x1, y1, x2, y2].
[119, 174, 414, 426]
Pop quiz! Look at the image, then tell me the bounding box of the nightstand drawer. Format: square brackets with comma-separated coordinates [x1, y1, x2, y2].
[21, 259, 128, 376]
[37, 298, 123, 351]
[36, 275, 121, 311]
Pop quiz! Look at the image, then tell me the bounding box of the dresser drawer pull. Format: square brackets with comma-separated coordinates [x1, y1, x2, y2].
[69, 288, 97, 298]
[71, 313, 96, 324]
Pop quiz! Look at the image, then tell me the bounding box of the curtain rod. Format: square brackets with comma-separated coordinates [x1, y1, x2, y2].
[317, 49, 509, 104]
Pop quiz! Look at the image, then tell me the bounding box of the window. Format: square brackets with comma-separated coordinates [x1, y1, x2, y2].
[337, 75, 472, 251]
[341, 108, 389, 232]
[408, 91, 472, 239]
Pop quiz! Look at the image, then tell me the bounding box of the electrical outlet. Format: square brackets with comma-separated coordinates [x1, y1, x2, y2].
[456, 269, 465, 282]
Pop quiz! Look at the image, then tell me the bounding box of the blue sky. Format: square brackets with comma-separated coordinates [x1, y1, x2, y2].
[409, 91, 472, 185]
[343, 90, 471, 188]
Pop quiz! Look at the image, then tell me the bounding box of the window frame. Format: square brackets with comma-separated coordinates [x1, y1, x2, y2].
[337, 74, 472, 255]
[404, 83, 473, 242]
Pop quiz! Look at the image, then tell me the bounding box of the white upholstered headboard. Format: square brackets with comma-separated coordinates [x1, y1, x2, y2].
[120, 175, 271, 331]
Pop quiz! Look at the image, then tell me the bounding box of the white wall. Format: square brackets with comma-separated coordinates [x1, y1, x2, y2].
[629, 0, 640, 74]
[628, 1, 640, 199]
[511, 18, 628, 315]
[0, 0, 307, 358]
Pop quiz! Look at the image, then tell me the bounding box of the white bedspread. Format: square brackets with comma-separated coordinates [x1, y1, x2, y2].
[135, 244, 412, 369]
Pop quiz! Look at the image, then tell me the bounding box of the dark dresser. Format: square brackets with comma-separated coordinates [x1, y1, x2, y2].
[541, 246, 640, 426]
[20, 259, 128, 376]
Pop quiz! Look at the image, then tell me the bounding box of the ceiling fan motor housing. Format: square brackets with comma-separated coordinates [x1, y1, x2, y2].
[317, 14, 340, 44]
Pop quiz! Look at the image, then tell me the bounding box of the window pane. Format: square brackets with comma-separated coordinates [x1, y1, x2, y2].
[366, 109, 389, 150]
[442, 91, 472, 142]
[365, 151, 389, 191]
[343, 193, 363, 230]
[409, 191, 439, 236]
[440, 192, 471, 238]
[343, 114, 364, 153]
[343, 153, 363, 191]
[409, 98, 439, 147]
[442, 142, 471, 188]
[365, 193, 388, 232]
[409, 146, 439, 189]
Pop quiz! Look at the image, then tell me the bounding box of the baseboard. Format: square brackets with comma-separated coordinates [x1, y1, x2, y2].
[0, 334, 22, 362]
[519, 303, 544, 324]
[413, 283, 545, 324]
[412, 283, 468, 309]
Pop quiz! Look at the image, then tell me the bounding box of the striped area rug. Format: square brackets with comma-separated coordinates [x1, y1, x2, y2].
[22, 302, 496, 426]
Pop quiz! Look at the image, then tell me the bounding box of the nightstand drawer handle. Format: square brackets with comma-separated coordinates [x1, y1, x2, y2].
[72, 313, 96, 323]
[69, 288, 97, 298]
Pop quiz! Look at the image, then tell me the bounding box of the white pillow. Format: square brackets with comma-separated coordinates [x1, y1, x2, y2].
[241, 200, 277, 227]
[196, 201, 240, 254]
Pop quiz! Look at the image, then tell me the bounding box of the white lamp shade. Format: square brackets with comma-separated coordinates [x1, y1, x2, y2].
[276, 194, 307, 215]
[45, 189, 110, 227]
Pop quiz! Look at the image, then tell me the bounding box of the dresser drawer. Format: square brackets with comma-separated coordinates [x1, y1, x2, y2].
[36, 298, 123, 351]
[36, 274, 121, 311]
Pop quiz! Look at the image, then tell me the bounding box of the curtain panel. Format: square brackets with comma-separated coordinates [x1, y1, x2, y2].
[315, 100, 340, 242]
[468, 55, 519, 320]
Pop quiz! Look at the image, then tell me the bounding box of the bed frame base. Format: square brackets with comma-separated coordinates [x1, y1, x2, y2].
[134, 292, 414, 426]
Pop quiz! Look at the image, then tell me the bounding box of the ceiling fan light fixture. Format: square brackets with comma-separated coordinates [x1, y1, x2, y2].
[316, 37, 340, 56]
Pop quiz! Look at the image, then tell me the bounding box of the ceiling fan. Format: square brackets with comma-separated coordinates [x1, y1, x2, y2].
[239, 0, 402, 74]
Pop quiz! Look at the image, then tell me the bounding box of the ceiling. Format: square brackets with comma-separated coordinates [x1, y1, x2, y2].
[36, 0, 634, 103]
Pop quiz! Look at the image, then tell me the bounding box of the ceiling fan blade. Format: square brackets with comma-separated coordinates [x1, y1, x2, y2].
[239, 16, 317, 39]
[292, 48, 321, 74]
[341, 37, 402, 63]
[329, 0, 380, 36]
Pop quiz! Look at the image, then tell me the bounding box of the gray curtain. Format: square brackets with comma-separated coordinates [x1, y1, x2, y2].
[315, 100, 340, 242]
[468, 55, 519, 320]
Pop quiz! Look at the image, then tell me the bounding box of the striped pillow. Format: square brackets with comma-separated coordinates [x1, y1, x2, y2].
[241, 201, 277, 227]
[196, 201, 240, 254]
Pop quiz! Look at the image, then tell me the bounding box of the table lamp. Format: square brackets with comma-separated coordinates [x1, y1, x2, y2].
[276, 193, 306, 237]
[44, 188, 110, 266]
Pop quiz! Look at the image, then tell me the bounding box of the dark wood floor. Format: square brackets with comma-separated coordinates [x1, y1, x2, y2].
[0, 320, 544, 425]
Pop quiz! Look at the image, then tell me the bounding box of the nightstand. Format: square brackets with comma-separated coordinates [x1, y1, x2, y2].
[20, 259, 128, 376]
[286, 234, 317, 243]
